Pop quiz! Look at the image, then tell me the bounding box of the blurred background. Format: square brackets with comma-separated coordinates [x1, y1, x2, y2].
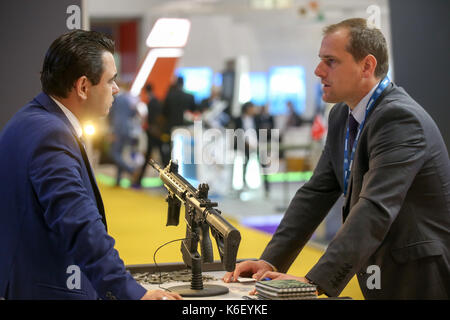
[0, 1, 449, 292]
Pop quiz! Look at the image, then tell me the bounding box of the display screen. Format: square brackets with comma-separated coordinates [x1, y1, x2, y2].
[176, 67, 213, 104]
[249, 72, 268, 106]
[268, 66, 306, 115]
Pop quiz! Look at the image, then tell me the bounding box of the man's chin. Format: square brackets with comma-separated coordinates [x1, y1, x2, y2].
[82, 110, 108, 121]
[322, 94, 337, 104]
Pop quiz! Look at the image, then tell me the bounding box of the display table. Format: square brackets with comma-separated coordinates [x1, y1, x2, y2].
[126, 261, 352, 301]
[126, 261, 257, 300]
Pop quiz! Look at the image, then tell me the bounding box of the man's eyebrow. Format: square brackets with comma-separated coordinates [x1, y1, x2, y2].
[319, 54, 337, 59]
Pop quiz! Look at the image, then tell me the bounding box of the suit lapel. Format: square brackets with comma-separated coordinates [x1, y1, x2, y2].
[76, 138, 108, 231]
[34, 92, 108, 230]
[341, 83, 395, 222]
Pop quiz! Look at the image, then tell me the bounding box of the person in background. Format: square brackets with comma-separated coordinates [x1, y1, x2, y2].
[234, 101, 259, 190]
[224, 18, 450, 299]
[255, 105, 275, 137]
[285, 100, 303, 128]
[161, 76, 197, 166]
[133, 83, 164, 188]
[0, 30, 181, 300]
[108, 80, 142, 186]
[255, 105, 275, 198]
[200, 86, 230, 129]
[280, 100, 305, 161]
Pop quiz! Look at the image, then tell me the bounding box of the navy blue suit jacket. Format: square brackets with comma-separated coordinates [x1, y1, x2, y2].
[0, 93, 146, 299]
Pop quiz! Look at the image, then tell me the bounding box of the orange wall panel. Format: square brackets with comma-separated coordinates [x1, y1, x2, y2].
[140, 57, 179, 103]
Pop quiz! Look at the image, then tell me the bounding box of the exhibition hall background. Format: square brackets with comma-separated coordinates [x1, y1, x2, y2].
[0, 0, 449, 152]
[1, 0, 448, 300]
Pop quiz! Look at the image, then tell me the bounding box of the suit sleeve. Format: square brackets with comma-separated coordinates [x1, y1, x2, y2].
[260, 107, 342, 272]
[28, 127, 146, 300]
[306, 106, 427, 297]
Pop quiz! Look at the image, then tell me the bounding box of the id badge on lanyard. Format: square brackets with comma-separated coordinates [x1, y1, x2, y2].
[343, 76, 390, 197]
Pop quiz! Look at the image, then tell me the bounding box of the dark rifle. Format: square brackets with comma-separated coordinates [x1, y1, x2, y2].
[149, 159, 241, 273]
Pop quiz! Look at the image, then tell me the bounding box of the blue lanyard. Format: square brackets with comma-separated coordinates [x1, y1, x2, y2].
[343, 76, 390, 196]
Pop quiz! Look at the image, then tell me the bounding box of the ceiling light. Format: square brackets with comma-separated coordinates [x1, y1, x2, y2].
[146, 18, 191, 48]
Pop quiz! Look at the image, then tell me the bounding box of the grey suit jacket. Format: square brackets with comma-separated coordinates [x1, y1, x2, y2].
[260, 83, 450, 299]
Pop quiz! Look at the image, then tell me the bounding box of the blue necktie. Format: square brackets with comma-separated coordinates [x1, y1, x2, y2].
[348, 113, 359, 151]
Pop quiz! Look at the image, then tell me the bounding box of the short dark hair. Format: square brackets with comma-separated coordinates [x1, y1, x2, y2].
[323, 18, 389, 78]
[40, 30, 115, 98]
[176, 76, 184, 87]
[241, 101, 254, 115]
[145, 83, 153, 93]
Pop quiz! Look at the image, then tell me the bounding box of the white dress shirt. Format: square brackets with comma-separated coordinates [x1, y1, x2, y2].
[50, 96, 83, 139]
[349, 81, 380, 124]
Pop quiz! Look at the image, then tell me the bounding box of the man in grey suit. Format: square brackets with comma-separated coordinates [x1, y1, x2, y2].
[223, 18, 450, 299]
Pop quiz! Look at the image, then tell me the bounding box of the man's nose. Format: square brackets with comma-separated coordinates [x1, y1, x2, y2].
[112, 82, 120, 95]
[314, 61, 325, 78]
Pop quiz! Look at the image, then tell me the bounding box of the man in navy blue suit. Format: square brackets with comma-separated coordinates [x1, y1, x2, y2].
[0, 30, 181, 300]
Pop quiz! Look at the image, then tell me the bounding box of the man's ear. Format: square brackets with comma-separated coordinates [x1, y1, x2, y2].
[362, 54, 378, 79]
[74, 76, 90, 100]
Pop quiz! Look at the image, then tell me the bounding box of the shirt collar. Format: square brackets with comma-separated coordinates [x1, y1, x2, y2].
[349, 81, 380, 124]
[50, 96, 83, 139]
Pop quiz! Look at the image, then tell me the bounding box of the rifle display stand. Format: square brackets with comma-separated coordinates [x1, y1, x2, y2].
[168, 284, 229, 297]
[168, 253, 229, 297]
